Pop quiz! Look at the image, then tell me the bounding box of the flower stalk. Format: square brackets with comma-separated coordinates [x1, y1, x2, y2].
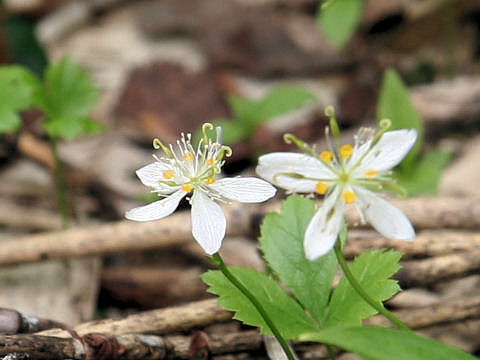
[333, 240, 410, 331]
[50, 137, 70, 229]
[211, 253, 297, 360]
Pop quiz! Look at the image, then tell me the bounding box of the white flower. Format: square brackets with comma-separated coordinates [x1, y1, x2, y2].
[256, 125, 416, 260]
[126, 125, 276, 255]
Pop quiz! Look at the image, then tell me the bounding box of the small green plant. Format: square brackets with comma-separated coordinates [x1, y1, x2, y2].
[0, 58, 102, 226]
[378, 68, 452, 196]
[207, 85, 316, 145]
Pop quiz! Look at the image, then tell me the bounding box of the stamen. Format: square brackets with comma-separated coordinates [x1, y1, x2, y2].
[207, 158, 215, 166]
[315, 182, 328, 195]
[205, 178, 215, 185]
[319, 151, 333, 163]
[340, 144, 353, 158]
[181, 184, 193, 192]
[163, 170, 174, 179]
[342, 190, 356, 204]
[364, 169, 379, 179]
[183, 152, 195, 162]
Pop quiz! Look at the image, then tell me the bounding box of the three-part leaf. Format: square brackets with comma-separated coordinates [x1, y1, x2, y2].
[260, 195, 337, 324]
[202, 267, 318, 339]
[40, 58, 101, 140]
[325, 250, 402, 327]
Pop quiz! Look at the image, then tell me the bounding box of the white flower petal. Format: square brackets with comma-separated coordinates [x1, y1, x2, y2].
[209, 177, 276, 203]
[125, 190, 186, 221]
[355, 187, 415, 241]
[356, 129, 417, 173]
[136, 161, 172, 187]
[191, 190, 226, 254]
[304, 187, 344, 260]
[256, 152, 335, 192]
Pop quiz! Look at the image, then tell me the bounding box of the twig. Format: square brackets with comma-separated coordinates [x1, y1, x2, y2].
[396, 250, 480, 287]
[344, 229, 480, 259]
[367, 296, 480, 329]
[3, 295, 477, 359]
[40, 299, 231, 338]
[1, 197, 480, 267]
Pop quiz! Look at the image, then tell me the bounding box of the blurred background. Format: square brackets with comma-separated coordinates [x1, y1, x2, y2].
[0, 0, 480, 358]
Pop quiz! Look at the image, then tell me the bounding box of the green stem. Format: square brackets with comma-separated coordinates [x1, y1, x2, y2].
[211, 253, 296, 360]
[50, 138, 70, 229]
[333, 243, 410, 331]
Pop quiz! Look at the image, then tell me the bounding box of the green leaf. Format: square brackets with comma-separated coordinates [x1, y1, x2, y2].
[317, 0, 363, 48]
[325, 250, 402, 327]
[260, 195, 337, 324]
[0, 66, 40, 134]
[229, 86, 316, 131]
[396, 149, 453, 196]
[0, 110, 22, 134]
[40, 58, 100, 139]
[202, 267, 318, 339]
[300, 326, 477, 360]
[377, 69, 423, 171]
[255, 86, 316, 124]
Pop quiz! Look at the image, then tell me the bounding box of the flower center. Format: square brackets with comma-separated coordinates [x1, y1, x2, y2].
[315, 182, 328, 195]
[163, 170, 174, 179]
[342, 190, 355, 204]
[340, 144, 353, 158]
[183, 152, 195, 162]
[364, 169, 379, 179]
[181, 184, 193, 192]
[319, 151, 333, 163]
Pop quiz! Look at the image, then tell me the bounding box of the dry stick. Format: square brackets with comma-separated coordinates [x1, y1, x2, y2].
[396, 250, 480, 287]
[40, 299, 231, 338]
[5, 297, 479, 359]
[0, 203, 251, 267]
[40, 295, 480, 339]
[344, 229, 480, 259]
[1, 197, 480, 267]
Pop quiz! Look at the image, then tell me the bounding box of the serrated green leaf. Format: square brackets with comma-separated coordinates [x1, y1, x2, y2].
[0, 66, 41, 134]
[255, 86, 316, 123]
[202, 267, 318, 339]
[317, 0, 363, 48]
[377, 69, 423, 171]
[396, 149, 453, 196]
[325, 250, 402, 327]
[300, 326, 476, 360]
[260, 195, 337, 324]
[40, 58, 100, 139]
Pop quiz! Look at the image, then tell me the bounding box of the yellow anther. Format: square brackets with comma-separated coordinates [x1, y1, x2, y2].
[315, 182, 328, 195]
[342, 190, 356, 204]
[364, 169, 379, 179]
[163, 170, 174, 179]
[205, 178, 215, 185]
[183, 152, 195, 162]
[340, 144, 353, 158]
[319, 151, 333, 163]
[181, 184, 193, 192]
[207, 158, 215, 166]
